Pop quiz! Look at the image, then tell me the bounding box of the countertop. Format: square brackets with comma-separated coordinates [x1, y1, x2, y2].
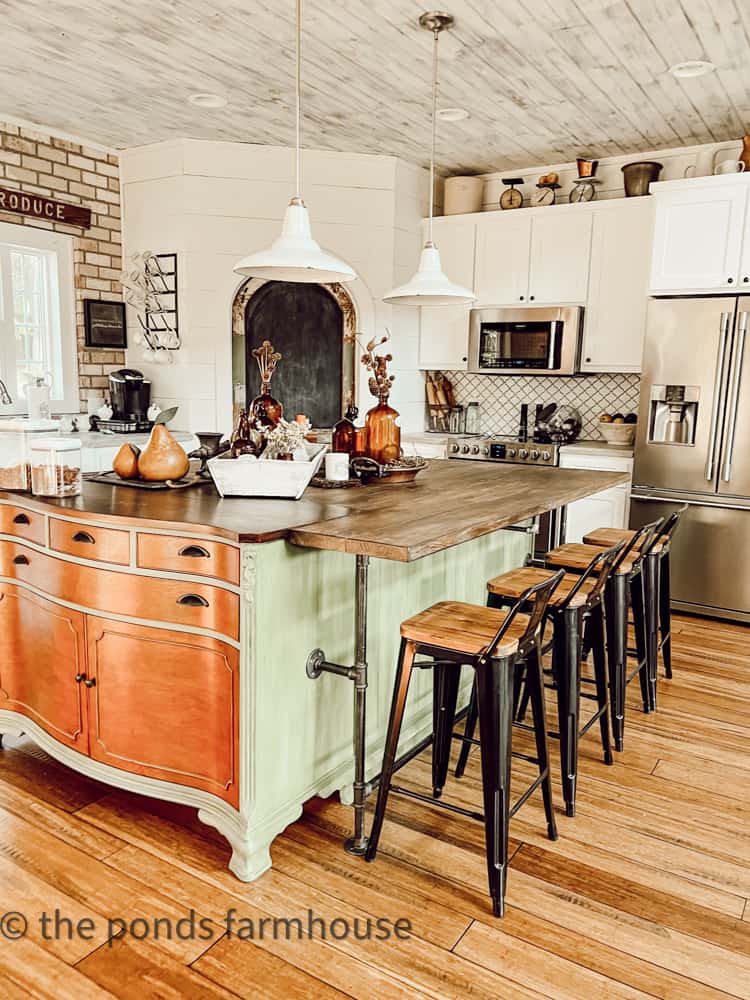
[561, 440, 634, 458]
[1, 462, 628, 561]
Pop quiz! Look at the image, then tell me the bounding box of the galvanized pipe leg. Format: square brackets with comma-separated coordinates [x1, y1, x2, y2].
[346, 553, 371, 855]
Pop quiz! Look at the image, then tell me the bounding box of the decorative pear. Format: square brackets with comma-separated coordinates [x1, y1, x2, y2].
[113, 442, 141, 479]
[137, 407, 190, 482]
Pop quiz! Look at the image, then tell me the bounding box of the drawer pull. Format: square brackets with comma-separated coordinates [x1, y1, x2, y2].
[12, 514, 30, 525]
[84, 677, 97, 688]
[177, 594, 210, 608]
[75, 673, 86, 683]
[12, 555, 29, 565]
[178, 545, 211, 559]
[72, 530, 96, 544]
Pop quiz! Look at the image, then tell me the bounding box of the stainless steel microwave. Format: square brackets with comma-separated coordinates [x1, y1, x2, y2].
[468, 306, 583, 375]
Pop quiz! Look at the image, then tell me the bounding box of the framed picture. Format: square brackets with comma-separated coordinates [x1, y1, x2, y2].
[84, 299, 127, 349]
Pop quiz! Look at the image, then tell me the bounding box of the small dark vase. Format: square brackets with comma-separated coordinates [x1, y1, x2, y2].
[249, 386, 283, 428]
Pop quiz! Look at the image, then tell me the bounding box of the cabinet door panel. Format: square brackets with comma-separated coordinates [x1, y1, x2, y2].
[474, 215, 531, 306]
[564, 487, 629, 543]
[582, 203, 653, 372]
[418, 218, 476, 370]
[529, 212, 592, 305]
[0, 584, 88, 750]
[86, 617, 239, 806]
[650, 185, 747, 292]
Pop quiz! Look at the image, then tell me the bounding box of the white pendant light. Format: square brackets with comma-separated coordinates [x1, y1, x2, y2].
[234, 0, 356, 284]
[383, 12, 475, 306]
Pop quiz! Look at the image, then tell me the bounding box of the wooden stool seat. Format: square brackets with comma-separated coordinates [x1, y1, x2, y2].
[488, 567, 593, 609]
[400, 601, 530, 657]
[583, 527, 665, 553]
[546, 542, 635, 575]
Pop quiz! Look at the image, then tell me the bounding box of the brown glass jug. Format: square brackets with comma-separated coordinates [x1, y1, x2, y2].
[365, 401, 401, 464]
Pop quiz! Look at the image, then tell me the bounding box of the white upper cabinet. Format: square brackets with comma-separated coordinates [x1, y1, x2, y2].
[474, 209, 591, 306]
[650, 176, 749, 294]
[418, 217, 476, 370]
[474, 214, 532, 305]
[582, 200, 654, 373]
[528, 212, 593, 305]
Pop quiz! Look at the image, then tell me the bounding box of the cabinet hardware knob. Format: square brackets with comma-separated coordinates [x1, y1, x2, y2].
[529, 295, 535, 301]
[178, 545, 211, 559]
[12, 514, 30, 525]
[12, 555, 29, 565]
[461, 356, 467, 363]
[585, 357, 592, 363]
[744, 277, 749, 284]
[72, 530, 95, 544]
[728, 277, 734, 284]
[84, 677, 96, 688]
[75, 673, 86, 683]
[519, 295, 525, 301]
[177, 594, 210, 607]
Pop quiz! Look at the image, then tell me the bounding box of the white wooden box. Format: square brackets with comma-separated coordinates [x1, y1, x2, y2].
[208, 445, 326, 500]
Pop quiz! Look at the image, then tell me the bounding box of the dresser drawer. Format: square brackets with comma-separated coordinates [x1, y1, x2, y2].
[0, 503, 45, 546]
[0, 541, 239, 640]
[50, 517, 130, 565]
[136, 533, 240, 585]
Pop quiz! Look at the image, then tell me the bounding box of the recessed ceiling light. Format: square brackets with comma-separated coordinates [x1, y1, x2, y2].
[436, 107, 470, 122]
[669, 60, 715, 79]
[188, 93, 228, 109]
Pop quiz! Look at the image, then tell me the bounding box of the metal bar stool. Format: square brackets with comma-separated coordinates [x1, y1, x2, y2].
[545, 520, 664, 751]
[454, 542, 624, 818]
[583, 505, 687, 680]
[365, 571, 564, 918]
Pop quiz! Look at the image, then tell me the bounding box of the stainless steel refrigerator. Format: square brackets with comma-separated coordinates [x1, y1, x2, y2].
[631, 296, 750, 623]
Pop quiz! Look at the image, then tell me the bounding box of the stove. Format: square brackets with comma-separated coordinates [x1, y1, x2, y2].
[447, 435, 560, 467]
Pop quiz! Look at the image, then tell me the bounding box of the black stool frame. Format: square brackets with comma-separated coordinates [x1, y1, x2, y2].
[365, 571, 565, 918]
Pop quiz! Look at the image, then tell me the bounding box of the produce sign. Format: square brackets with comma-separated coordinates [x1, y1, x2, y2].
[0, 187, 92, 228]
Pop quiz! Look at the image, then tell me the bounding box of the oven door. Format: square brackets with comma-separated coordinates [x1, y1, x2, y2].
[469, 307, 582, 375]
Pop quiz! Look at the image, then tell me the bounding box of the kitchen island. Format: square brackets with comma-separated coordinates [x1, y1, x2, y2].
[0, 461, 627, 879]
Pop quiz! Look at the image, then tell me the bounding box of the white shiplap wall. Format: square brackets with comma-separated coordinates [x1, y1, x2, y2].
[120, 140, 429, 434]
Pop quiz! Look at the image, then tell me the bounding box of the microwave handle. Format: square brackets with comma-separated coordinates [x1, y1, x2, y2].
[548, 321, 562, 368]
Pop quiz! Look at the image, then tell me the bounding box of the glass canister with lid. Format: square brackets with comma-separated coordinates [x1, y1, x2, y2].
[0, 419, 60, 491]
[30, 437, 82, 497]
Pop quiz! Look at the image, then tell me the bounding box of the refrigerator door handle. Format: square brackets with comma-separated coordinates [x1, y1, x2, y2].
[632, 494, 750, 512]
[721, 312, 747, 483]
[705, 312, 732, 482]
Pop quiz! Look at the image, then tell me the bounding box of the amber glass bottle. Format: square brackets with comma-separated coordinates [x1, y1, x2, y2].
[365, 400, 401, 464]
[332, 404, 358, 455]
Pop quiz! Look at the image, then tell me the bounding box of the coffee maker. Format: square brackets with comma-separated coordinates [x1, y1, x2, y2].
[108, 369, 152, 430]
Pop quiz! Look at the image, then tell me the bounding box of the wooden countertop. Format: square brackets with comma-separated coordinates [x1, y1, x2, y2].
[1, 462, 628, 561]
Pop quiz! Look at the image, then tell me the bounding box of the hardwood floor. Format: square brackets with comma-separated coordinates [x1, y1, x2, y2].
[0, 613, 748, 998]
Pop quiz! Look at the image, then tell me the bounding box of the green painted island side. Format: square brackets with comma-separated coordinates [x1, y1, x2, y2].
[237, 526, 531, 873]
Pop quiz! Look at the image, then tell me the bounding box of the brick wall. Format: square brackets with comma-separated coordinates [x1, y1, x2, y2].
[0, 122, 123, 410]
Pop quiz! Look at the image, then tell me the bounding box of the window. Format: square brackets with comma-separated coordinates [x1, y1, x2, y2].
[0, 221, 78, 414]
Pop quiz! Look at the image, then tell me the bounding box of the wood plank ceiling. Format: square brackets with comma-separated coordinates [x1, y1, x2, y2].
[2, 0, 750, 172]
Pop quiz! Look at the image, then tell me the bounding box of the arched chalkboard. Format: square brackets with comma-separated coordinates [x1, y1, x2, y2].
[244, 282, 344, 427]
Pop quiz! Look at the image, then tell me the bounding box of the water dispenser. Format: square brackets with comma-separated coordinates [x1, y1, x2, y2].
[647, 385, 699, 446]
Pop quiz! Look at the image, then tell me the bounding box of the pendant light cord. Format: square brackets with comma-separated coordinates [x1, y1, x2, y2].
[428, 25, 439, 244]
[295, 0, 302, 202]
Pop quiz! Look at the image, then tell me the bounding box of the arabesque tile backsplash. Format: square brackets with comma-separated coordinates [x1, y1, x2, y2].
[441, 372, 641, 440]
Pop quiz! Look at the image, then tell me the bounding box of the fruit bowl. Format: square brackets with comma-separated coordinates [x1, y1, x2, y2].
[598, 421, 637, 446]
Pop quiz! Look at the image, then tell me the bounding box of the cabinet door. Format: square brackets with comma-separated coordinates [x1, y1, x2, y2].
[418, 217, 476, 370]
[0, 584, 88, 751]
[529, 212, 593, 305]
[582, 203, 653, 372]
[474, 213, 532, 306]
[564, 487, 629, 543]
[86, 617, 239, 806]
[650, 184, 747, 293]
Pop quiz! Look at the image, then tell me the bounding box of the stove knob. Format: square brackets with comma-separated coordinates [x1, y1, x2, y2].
[471, 445, 480, 454]
[530, 449, 540, 460]
[483, 446, 490, 456]
[450, 443, 460, 453]
[461, 445, 470, 454]
[519, 448, 529, 459]
[541, 450, 552, 461]
[507, 447, 517, 458]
